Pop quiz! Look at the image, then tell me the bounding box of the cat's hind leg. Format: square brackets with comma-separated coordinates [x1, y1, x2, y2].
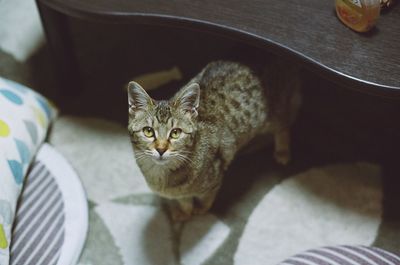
[273, 128, 291, 165]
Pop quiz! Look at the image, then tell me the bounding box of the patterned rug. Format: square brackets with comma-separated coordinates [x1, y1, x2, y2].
[48, 116, 397, 265]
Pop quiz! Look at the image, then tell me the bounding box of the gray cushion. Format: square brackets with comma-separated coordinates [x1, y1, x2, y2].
[10, 160, 64, 265]
[280, 245, 400, 265]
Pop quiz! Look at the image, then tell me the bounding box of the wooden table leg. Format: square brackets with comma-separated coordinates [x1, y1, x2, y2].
[36, 1, 82, 99]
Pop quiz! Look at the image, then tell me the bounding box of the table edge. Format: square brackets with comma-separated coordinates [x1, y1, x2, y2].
[37, 0, 400, 99]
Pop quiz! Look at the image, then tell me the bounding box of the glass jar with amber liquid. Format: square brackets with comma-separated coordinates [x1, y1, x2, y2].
[336, 0, 381, 32]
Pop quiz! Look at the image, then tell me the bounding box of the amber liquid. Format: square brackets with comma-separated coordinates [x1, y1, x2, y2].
[336, 0, 380, 32]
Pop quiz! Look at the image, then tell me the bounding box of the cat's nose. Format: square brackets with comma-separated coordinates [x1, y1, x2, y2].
[156, 148, 167, 156]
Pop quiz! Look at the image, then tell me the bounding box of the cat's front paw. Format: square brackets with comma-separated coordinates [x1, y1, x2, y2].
[192, 205, 210, 216]
[274, 150, 290, 165]
[170, 207, 192, 222]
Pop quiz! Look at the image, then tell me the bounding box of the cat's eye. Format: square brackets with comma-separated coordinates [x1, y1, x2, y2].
[170, 128, 182, 139]
[143, 127, 155, 138]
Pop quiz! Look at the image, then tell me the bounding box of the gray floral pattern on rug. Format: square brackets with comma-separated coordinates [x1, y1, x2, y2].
[49, 116, 388, 265]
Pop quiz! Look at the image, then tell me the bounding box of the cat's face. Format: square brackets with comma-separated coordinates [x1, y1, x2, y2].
[128, 82, 200, 167]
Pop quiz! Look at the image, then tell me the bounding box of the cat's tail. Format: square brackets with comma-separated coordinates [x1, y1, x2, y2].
[127, 66, 183, 92]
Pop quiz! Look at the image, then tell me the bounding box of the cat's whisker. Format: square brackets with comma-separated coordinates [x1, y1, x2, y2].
[134, 150, 151, 161]
[171, 150, 191, 154]
[135, 155, 146, 161]
[175, 151, 190, 156]
[177, 150, 192, 155]
[172, 153, 193, 164]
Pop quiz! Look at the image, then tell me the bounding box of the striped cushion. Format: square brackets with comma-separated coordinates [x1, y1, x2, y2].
[10, 161, 65, 265]
[280, 245, 400, 265]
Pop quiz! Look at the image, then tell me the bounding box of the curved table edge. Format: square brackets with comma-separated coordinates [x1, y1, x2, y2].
[37, 0, 400, 99]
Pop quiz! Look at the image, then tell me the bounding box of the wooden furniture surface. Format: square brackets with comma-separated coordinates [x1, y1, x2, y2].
[36, 0, 400, 97]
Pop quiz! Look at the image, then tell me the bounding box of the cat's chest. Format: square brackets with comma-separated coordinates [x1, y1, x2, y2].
[142, 164, 191, 195]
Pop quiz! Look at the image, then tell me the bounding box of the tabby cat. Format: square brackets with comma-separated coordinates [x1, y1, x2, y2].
[128, 60, 301, 221]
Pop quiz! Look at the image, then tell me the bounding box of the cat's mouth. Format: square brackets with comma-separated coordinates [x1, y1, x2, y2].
[152, 156, 169, 165]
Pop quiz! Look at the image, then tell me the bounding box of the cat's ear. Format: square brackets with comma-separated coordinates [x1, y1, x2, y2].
[128, 81, 153, 114]
[174, 83, 200, 117]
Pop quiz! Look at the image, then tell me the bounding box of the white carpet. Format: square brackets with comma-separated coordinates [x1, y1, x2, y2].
[49, 116, 383, 265]
[234, 163, 382, 264]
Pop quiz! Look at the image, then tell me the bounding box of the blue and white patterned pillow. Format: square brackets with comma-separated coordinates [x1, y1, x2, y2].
[0, 77, 57, 265]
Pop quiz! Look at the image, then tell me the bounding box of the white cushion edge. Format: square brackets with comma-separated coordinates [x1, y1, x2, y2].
[35, 143, 88, 265]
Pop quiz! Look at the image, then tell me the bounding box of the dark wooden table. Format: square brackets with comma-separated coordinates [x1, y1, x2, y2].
[36, 0, 400, 98]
